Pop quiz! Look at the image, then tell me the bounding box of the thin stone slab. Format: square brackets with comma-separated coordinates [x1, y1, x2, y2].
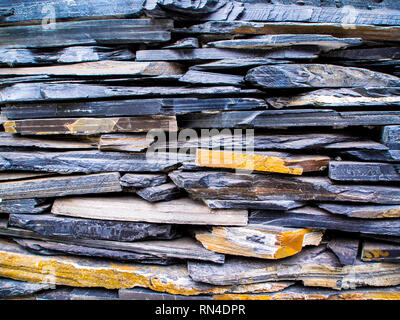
[136, 183, 182, 202]
[362, 241, 400, 263]
[341, 150, 400, 163]
[169, 171, 400, 204]
[0, 239, 288, 295]
[0, 19, 172, 49]
[35, 287, 119, 300]
[324, 47, 400, 61]
[188, 246, 400, 289]
[0, 83, 261, 103]
[266, 88, 400, 109]
[119, 288, 212, 300]
[195, 149, 329, 175]
[2, 98, 266, 119]
[179, 110, 400, 129]
[136, 47, 319, 61]
[250, 208, 400, 237]
[179, 70, 243, 86]
[190, 59, 291, 71]
[8, 213, 179, 242]
[0, 278, 52, 299]
[4, 115, 178, 135]
[180, 21, 400, 41]
[0, 199, 50, 214]
[0, 151, 186, 173]
[215, 285, 400, 300]
[207, 35, 362, 51]
[317, 203, 400, 219]
[52, 196, 247, 226]
[245, 64, 400, 89]
[98, 134, 154, 152]
[237, 3, 400, 25]
[0, 172, 122, 200]
[2, 218, 222, 264]
[120, 173, 167, 188]
[13, 238, 174, 265]
[203, 199, 304, 211]
[382, 126, 400, 149]
[327, 237, 359, 266]
[0, 132, 97, 150]
[194, 225, 323, 259]
[0, 0, 145, 24]
[162, 132, 387, 151]
[164, 38, 199, 49]
[329, 161, 400, 182]
[0, 61, 183, 77]
[0, 171, 53, 181]
[0, 47, 136, 66]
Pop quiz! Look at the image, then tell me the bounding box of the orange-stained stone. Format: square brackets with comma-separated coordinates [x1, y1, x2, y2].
[195, 149, 329, 175]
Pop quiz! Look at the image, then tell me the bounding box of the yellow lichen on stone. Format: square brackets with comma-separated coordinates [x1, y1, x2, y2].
[3, 121, 16, 133]
[195, 149, 303, 175]
[66, 118, 119, 135]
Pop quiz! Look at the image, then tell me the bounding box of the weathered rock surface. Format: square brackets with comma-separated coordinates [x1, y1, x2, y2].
[164, 37, 199, 49]
[203, 199, 304, 211]
[245, 64, 400, 89]
[0, 199, 50, 214]
[181, 21, 400, 41]
[0, 239, 289, 295]
[317, 203, 400, 219]
[188, 246, 400, 290]
[194, 225, 323, 259]
[169, 171, 400, 204]
[0, 278, 52, 299]
[329, 161, 400, 182]
[0, 19, 172, 49]
[341, 150, 400, 163]
[137, 183, 182, 202]
[362, 241, 400, 263]
[162, 132, 387, 151]
[195, 149, 329, 175]
[382, 126, 400, 149]
[0, 47, 136, 66]
[250, 208, 400, 236]
[327, 237, 359, 266]
[0, 151, 185, 173]
[4, 115, 177, 135]
[179, 109, 400, 129]
[98, 134, 154, 152]
[0, 83, 261, 102]
[190, 58, 291, 71]
[51, 196, 248, 226]
[0, 0, 145, 23]
[0, 172, 122, 199]
[208, 35, 362, 51]
[0, 61, 184, 77]
[8, 213, 179, 242]
[120, 173, 167, 188]
[215, 285, 400, 300]
[0, 132, 97, 150]
[179, 70, 244, 86]
[3, 98, 267, 120]
[13, 238, 174, 265]
[136, 47, 319, 62]
[266, 88, 400, 109]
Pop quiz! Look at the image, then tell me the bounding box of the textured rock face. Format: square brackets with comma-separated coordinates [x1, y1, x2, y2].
[2, 0, 400, 301]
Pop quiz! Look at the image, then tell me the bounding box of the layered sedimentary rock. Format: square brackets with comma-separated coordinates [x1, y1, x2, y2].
[0, 172, 122, 199]
[2, 0, 400, 301]
[194, 225, 323, 259]
[169, 171, 400, 204]
[51, 196, 248, 226]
